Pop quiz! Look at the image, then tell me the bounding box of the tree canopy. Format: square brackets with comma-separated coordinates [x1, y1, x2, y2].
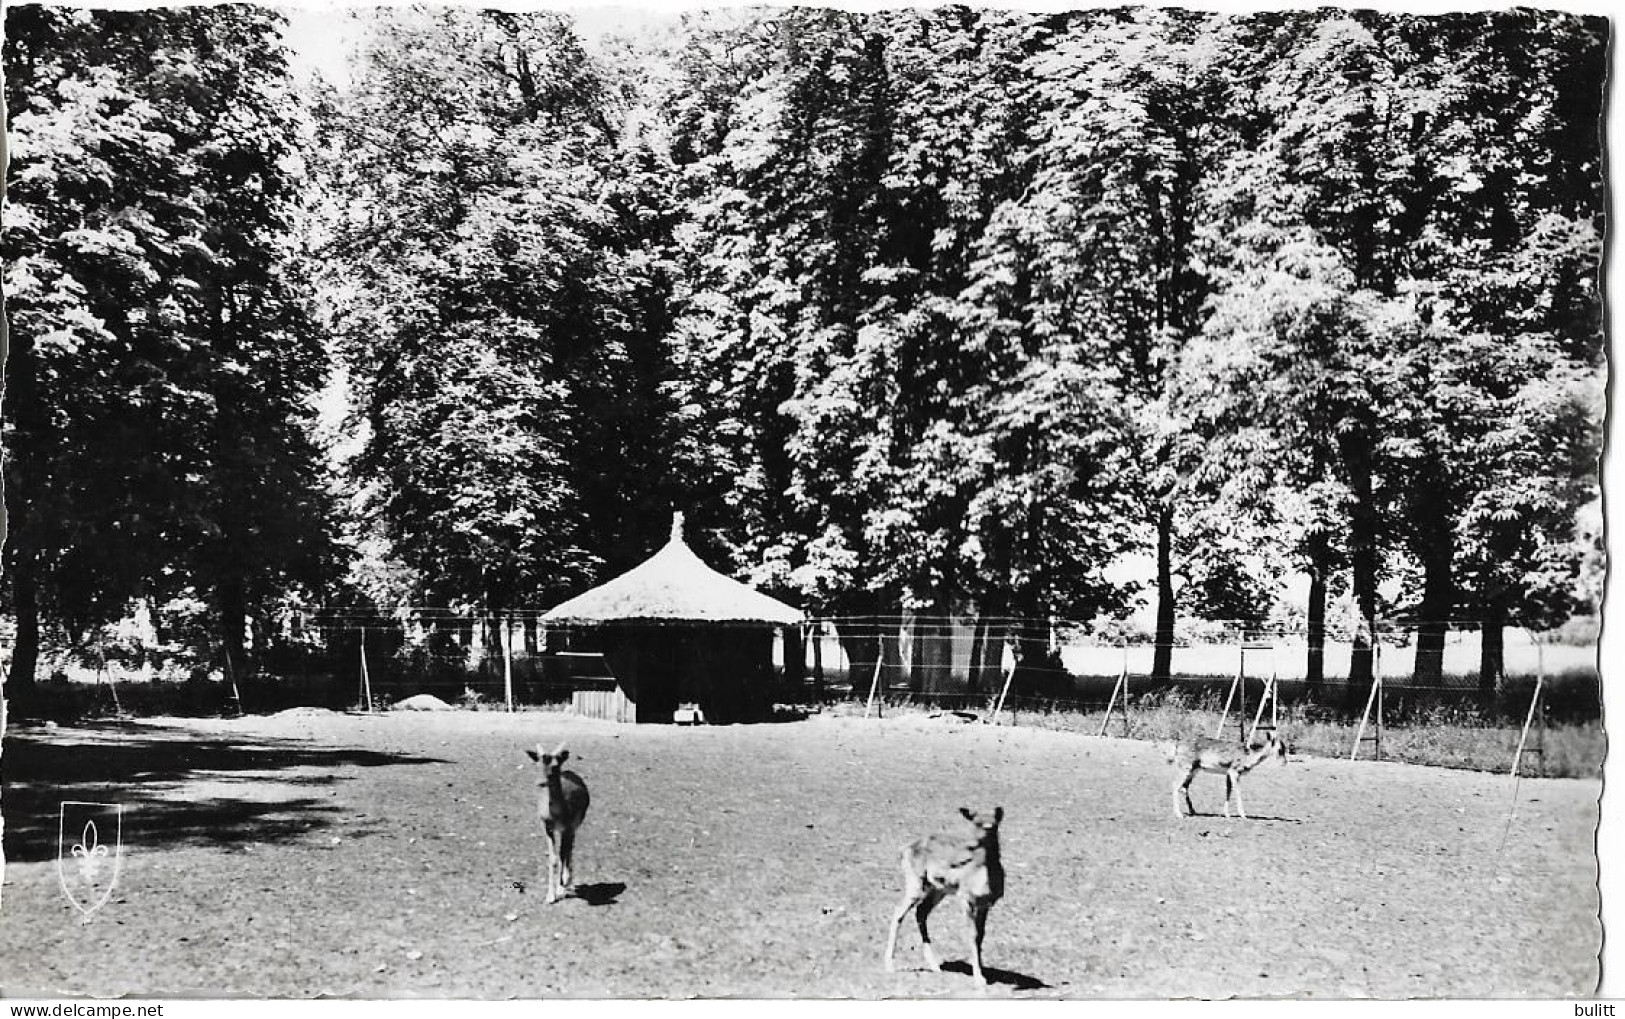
[1, 5, 1606, 687]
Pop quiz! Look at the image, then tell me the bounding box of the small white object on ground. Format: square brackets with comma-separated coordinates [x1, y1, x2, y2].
[393, 694, 453, 711]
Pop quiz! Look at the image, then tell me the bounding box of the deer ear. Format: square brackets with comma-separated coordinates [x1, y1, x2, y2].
[993, 806, 1004, 825]
[959, 807, 975, 822]
[554, 745, 570, 763]
[525, 748, 540, 762]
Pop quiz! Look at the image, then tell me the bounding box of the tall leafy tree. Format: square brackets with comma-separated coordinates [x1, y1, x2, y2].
[1000, 8, 1235, 680]
[667, 10, 1139, 689]
[322, 9, 687, 627]
[181, 9, 337, 674]
[3, 6, 335, 686]
[1413, 12, 1607, 684]
[1190, 9, 1604, 690]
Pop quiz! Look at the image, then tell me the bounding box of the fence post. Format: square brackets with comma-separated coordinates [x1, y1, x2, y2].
[1215, 636, 1244, 739]
[989, 652, 1017, 726]
[1511, 633, 1546, 778]
[503, 613, 515, 712]
[96, 633, 123, 715]
[1374, 638, 1383, 761]
[1350, 625, 1384, 761]
[359, 628, 374, 713]
[1238, 633, 1249, 741]
[1097, 638, 1129, 737]
[863, 656, 884, 719]
[223, 645, 243, 715]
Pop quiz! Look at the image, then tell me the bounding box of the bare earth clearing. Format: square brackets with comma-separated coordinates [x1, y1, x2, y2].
[0, 710, 1600, 998]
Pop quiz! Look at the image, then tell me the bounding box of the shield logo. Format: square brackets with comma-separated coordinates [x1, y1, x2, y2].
[57, 801, 124, 922]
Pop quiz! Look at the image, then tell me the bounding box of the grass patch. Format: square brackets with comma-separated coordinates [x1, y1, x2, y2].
[850, 688, 1604, 779]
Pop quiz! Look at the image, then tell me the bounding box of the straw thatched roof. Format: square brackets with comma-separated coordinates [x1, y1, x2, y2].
[541, 513, 803, 627]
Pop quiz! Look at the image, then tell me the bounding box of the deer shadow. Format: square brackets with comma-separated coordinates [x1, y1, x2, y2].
[1185, 811, 1303, 824]
[572, 881, 626, 906]
[938, 960, 1051, 990]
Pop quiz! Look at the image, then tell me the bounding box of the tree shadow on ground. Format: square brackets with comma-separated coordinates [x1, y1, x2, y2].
[1, 719, 447, 863]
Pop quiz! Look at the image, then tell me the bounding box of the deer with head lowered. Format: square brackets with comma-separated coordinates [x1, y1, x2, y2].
[525, 742, 590, 903]
[1170, 732, 1287, 819]
[883, 806, 1004, 989]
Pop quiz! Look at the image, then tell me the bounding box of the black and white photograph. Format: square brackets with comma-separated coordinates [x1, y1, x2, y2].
[0, 0, 1613, 1002]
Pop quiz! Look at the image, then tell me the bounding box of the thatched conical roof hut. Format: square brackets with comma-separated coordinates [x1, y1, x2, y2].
[543, 513, 801, 723]
[542, 513, 802, 627]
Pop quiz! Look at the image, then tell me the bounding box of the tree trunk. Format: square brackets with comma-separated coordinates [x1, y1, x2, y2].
[967, 617, 988, 698]
[910, 606, 954, 696]
[973, 614, 1013, 701]
[8, 558, 40, 692]
[811, 623, 825, 700]
[1151, 502, 1176, 683]
[428, 618, 458, 659]
[250, 612, 271, 681]
[485, 611, 502, 679]
[782, 624, 805, 695]
[1411, 524, 1455, 686]
[1478, 607, 1505, 706]
[1339, 431, 1380, 703]
[1306, 558, 1327, 694]
[904, 612, 925, 694]
[149, 594, 167, 647]
[218, 576, 248, 682]
[835, 626, 880, 700]
[1012, 617, 1064, 699]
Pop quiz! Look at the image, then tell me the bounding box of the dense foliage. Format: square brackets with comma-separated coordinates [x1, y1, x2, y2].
[3, 5, 336, 687]
[1, 6, 1606, 687]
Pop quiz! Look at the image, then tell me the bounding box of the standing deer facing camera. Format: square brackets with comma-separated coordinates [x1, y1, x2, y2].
[525, 742, 590, 903]
[884, 806, 1004, 988]
[1170, 732, 1287, 819]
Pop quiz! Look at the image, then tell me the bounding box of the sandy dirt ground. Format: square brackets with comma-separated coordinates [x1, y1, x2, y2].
[0, 710, 1601, 998]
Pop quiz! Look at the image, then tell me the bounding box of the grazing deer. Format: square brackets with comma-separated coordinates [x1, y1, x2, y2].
[884, 806, 1005, 989]
[525, 742, 590, 903]
[1170, 732, 1288, 819]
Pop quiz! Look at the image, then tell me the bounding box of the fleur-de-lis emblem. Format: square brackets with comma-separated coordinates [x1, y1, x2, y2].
[58, 801, 124, 922]
[72, 820, 110, 881]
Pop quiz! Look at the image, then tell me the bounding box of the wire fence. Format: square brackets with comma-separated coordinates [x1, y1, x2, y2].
[11, 608, 1600, 737]
[794, 615, 1600, 726]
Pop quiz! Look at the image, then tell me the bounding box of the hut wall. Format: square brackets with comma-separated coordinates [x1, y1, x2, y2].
[599, 624, 775, 723]
[572, 680, 636, 722]
[895, 612, 968, 695]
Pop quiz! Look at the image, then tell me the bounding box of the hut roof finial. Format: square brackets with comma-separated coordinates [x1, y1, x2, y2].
[671, 510, 685, 544]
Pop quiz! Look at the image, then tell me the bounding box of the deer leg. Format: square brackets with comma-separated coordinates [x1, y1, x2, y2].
[916, 889, 944, 971]
[968, 898, 990, 988]
[884, 892, 920, 972]
[1176, 769, 1196, 818]
[558, 828, 576, 892]
[1233, 776, 1248, 820]
[1223, 773, 1236, 818]
[544, 826, 563, 904]
[885, 857, 923, 972]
